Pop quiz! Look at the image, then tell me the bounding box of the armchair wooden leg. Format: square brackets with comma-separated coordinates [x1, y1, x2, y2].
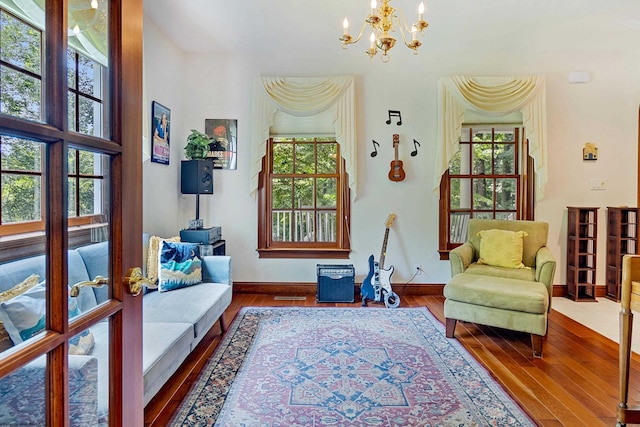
[531, 334, 543, 358]
[446, 318, 457, 338]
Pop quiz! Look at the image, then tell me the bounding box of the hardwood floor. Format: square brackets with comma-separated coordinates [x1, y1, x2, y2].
[144, 293, 640, 426]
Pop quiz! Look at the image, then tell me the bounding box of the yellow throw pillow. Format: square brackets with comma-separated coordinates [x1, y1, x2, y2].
[0, 273, 40, 352]
[146, 235, 181, 288]
[477, 229, 528, 269]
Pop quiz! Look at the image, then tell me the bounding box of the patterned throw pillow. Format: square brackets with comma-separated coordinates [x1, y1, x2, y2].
[66, 292, 94, 355]
[0, 281, 47, 344]
[157, 241, 202, 293]
[0, 274, 40, 351]
[146, 236, 181, 288]
[477, 229, 528, 269]
[0, 281, 94, 354]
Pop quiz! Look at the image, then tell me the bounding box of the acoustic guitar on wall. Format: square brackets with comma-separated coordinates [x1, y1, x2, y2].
[388, 134, 406, 182]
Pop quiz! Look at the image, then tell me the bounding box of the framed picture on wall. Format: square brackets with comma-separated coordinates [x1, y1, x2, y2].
[205, 118, 237, 169]
[151, 101, 171, 165]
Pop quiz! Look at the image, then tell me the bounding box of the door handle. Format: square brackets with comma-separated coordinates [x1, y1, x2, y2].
[70, 276, 109, 297]
[124, 267, 154, 296]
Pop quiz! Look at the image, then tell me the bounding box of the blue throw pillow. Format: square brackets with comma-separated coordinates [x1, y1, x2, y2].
[0, 281, 90, 348]
[157, 241, 202, 292]
[0, 281, 46, 343]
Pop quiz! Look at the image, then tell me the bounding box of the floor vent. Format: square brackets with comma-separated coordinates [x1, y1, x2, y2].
[274, 296, 307, 301]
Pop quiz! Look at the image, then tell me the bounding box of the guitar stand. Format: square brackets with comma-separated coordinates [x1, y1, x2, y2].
[385, 290, 400, 308]
[361, 287, 401, 309]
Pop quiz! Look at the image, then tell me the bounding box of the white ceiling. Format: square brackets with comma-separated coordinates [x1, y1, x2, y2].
[143, 0, 640, 59]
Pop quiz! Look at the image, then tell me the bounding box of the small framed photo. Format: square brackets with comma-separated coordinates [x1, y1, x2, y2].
[205, 119, 237, 170]
[151, 101, 171, 165]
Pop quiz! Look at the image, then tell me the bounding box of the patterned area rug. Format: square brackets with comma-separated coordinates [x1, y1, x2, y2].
[171, 307, 535, 426]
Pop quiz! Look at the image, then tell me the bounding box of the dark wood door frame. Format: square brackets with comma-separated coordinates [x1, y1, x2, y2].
[84, 1, 145, 421]
[112, 0, 144, 424]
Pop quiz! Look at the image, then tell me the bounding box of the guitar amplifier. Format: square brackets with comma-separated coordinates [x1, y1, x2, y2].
[316, 264, 355, 303]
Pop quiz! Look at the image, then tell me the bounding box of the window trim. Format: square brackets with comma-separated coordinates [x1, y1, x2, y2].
[438, 127, 534, 260]
[257, 138, 351, 259]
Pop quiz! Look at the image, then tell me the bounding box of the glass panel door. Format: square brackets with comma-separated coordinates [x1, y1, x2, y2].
[0, 0, 143, 425]
[67, 149, 111, 426]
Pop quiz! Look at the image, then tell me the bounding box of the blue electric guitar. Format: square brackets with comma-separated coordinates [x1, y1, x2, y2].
[362, 254, 378, 305]
[361, 214, 400, 308]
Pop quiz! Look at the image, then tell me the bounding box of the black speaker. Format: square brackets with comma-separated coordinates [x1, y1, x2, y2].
[181, 159, 214, 194]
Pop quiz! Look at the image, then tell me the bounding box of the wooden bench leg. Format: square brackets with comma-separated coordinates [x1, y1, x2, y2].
[219, 312, 227, 334]
[446, 318, 457, 338]
[531, 334, 543, 358]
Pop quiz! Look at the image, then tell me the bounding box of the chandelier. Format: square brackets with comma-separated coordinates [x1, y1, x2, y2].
[69, 0, 101, 35]
[339, 0, 428, 63]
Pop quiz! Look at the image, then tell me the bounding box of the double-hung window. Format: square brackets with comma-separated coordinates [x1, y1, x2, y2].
[257, 137, 351, 258]
[439, 126, 534, 259]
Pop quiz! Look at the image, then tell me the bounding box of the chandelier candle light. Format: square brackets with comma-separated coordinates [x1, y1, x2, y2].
[71, 0, 100, 35]
[340, 0, 428, 62]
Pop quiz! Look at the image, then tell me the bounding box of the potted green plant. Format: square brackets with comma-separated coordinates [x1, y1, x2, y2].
[184, 129, 211, 160]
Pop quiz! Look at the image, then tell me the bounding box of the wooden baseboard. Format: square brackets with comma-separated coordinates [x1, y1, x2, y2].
[552, 284, 566, 298]
[233, 282, 445, 297]
[552, 284, 608, 299]
[235, 282, 588, 299]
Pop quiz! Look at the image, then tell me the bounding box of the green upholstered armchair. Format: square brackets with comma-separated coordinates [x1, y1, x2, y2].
[444, 219, 557, 357]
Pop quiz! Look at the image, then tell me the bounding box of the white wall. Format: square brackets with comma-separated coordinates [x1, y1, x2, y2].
[143, 24, 640, 287]
[142, 20, 187, 238]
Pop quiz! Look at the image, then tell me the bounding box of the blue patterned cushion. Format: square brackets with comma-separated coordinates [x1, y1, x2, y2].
[157, 241, 202, 292]
[0, 281, 47, 343]
[0, 281, 91, 350]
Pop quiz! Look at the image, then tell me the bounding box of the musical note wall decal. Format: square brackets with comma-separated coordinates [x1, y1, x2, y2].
[370, 140, 380, 157]
[410, 139, 421, 157]
[385, 110, 402, 126]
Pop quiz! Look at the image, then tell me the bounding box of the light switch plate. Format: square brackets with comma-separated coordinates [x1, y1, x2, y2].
[590, 179, 606, 190]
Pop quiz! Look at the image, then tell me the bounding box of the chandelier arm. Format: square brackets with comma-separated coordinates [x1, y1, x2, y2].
[392, 15, 412, 47]
[353, 21, 369, 44]
[341, 21, 369, 45]
[393, 8, 416, 35]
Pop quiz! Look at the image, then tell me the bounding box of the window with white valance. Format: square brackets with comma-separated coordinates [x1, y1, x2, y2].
[436, 76, 545, 259]
[250, 75, 357, 198]
[252, 76, 355, 258]
[434, 76, 547, 200]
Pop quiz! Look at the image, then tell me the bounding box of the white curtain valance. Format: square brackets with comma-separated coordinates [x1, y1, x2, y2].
[270, 109, 336, 136]
[434, 76, 547, 200]
[250, 76, 357, 197]
[463, 110, 522, 125]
